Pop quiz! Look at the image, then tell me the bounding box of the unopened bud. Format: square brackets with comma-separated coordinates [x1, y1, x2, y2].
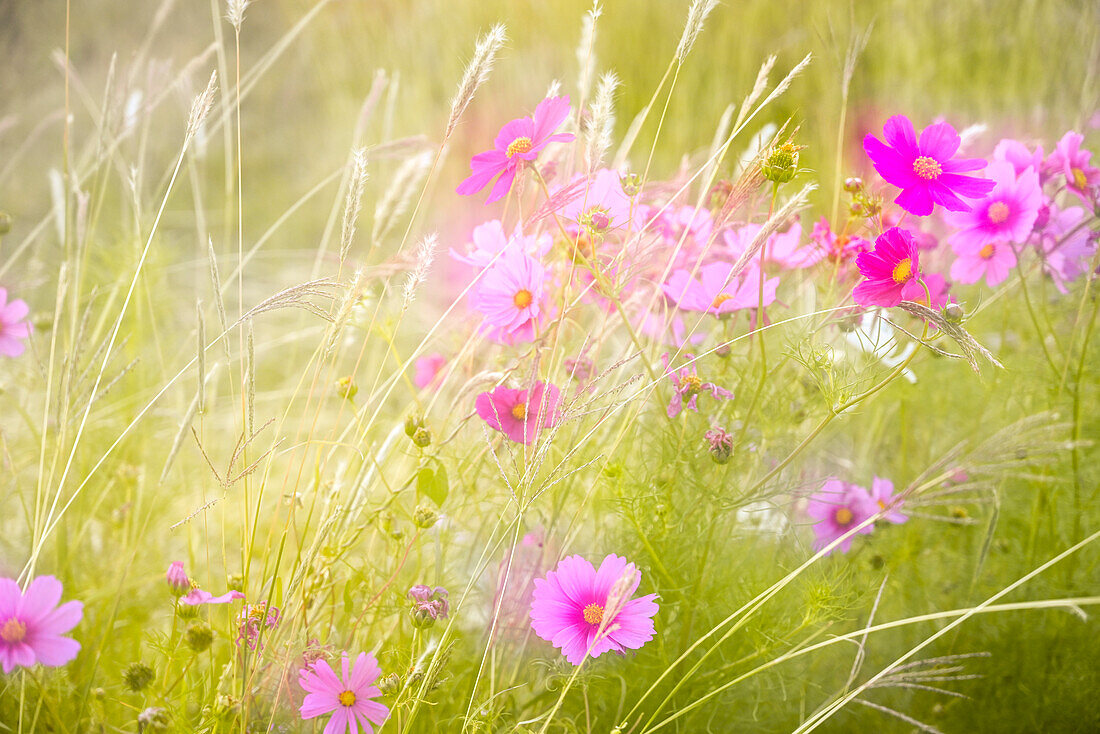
[411, 426, 432, 448]
[843, 177, 863, 193]
[0, 212, 12, 235]
[184, 622, 214, 653]
[335, 375, 357, 401]
[123, 662, 155, 692]
[943, 302, 964, 323]
[404, 414, 422, 437]
[166, 561, 189, 597]
[620, 173, 642, 198]
[412, 504, 438, 529]
[762, 144, 800, 184]
[377, 672, 401, 695]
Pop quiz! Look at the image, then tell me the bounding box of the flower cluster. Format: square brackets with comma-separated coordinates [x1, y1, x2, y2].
[806, 477, 907, 555]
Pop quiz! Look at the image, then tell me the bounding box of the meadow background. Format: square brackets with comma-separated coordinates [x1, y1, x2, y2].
[1, 0, 1098, 732]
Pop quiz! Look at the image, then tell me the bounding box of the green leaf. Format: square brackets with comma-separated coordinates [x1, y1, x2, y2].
[418, 461, 449, 507]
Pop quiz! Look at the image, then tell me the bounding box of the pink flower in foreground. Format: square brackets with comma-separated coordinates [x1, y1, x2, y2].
[475, 381, 562, 445]
[457, 96, 575, 204]
[863, 115, 994, 216]
[1047, 131, 1100, 202]
[949, 241, 1017, 287]
[530, 554, 658, 666]
[558, 168, 637, 237]
[805, 480, 878, 555]
[852, 227, 924, 308]
[299, 652, 390, 734]
[180, 588, 246, 606]
[449, 220, 551, 268]
[869, 476, 908, 524]
[413, 353, 447, 390]
[0, 576, 83, 674]
[470, 248, 548, 341]
[661, 353, 733, 418]
[0, 288, 31, 358]
[661, 263, 777, 316]
[946, 160, 1041, 250]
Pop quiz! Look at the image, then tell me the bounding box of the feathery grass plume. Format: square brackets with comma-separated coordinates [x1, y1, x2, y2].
[324, 269, 366, 357]
[402, 233, 438, 312]
[701, 102, 735, 186]
[207, 238, 231, 363]
[728, 183, 816, 276]
[575, 3, 602, 107]
[584, 71, 619, 173]
[445, 24, 507, 140]
[186, 70, 217, 144]
[676, 0, 718, 63]
[372, 150, 433, 245]
[895, 302, 1004, 372]
[159, 365, 220, 486]
[339, 147, 369, 263]
[758, 52, 813, 111]
[241, 278, 342, 323]
[736, 55, 777, 128]
[226, 0, 251, 30]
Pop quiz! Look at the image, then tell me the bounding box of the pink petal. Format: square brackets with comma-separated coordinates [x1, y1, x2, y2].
[917, 121, 961, 161]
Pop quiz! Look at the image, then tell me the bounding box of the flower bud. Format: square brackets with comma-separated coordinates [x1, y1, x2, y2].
[762, 144, 799, 184]
[412, 503, 438, 529]
[166, 561, 189, 597]
[843, 177, 863, 193]
[227, 573, 245, 592]
[704, 426, 734, 465]
[335, 375, 358, 401]
[411, 426, 432, 448]
[620, 172, 642, 198]
[377, 672, 401, 696]
[404, 413, 421, 437]
[943, 302, 964, 323]
[176, 599, 199, 619]
[184, 622, 214, 653]
[122, 662, 155, 692]
[848, 200, 864, 216]
[0, 212, 12, 235]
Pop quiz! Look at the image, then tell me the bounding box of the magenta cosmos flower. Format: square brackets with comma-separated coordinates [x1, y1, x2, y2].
[1048, 131, 1100, 202]
[805, 480, 878, 555]
[0, 288, 31, 358]
[852, 227, 925, 308]
[0, 576, 83, 674]
[863, 115, 994, 216]
[475, 381, 562, 445]
[530, 554, 658, 666]
[946, 160, 1041, 250]
[661, 353, 732, 418]
[662, 262, 777, 316]
[299, 652, 390, 734]
[868, 476, 908, 524]
[456, 96, 575, 204]
[471, 247, 548, 341]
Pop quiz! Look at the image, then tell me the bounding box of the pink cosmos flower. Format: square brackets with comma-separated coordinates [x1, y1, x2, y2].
[724, 222, 823, 269]
[475, 381, 562, 445]
[236, 601, 280, 649]
[661, 353, 733, 418]
[809, 218, 871, 264]
[805, 480, 878, 555]
[529, 554, 658, 666]
[558, 168, 638, 237]
[450, 220, 551, 268]
[299, 652, 390, 734]
[863, 115, 994, 216]
[651, 205, 714, 246]
[868, 476, 908, 525]
[852, 227, 925, 308]
[950, 241, 1017, 287]
[0, 576, 83, 674]
[1047, 131, 1100, 203]
[0, 288, 31, 358]
[457, 96, 575, 204]
[992, 138, 1044, 178]
[166, 562, 190, 596]
[180, 588, 246, 606]
[661, 262, 778, 316]
[413, 353, 447, 390]
[471, 247, 548, 340]
[1036, 204, 1098, 293]
[946, 160, 1042, 250]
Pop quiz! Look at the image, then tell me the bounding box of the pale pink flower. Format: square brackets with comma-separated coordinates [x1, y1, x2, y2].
[449, 220, 551, 268]
[1047, 131, 1100, 203]
[661, 262, 777, 316]
[992, 138, 1044, 178]
[413, 353, 447, 390]
[0, 576, 83, 674]
[558, 168, 638, 237]
[0, 288, 31, 358]
[475, 381, 562, 445]
[1035, 204, 1098, 293]
[470, 247, 548, 341]
[949, 241, 1017, 287]
[869, 476, 908, 524]
[298, 652, 390, 734]
[805, 479, 878, 555]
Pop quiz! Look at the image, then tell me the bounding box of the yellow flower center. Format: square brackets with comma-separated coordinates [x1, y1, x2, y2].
[337, 690, 357, 707]
[0, 618, 27, 644]
[987, 201, 1010, 224]
[1071, 167, 1088, 190]
[506, 136, 533, 158]
[582, 603, 604, 625]
[979, 243, 995, 260]
[511, 402, 527, 421]
[891, 257, 913, 284]
[710, 293, 733, 309]
[680, 375, 702, 395]
[835, 508, 854, 526]
[513, 289, 533, 309]
[912, 156, 942, 180]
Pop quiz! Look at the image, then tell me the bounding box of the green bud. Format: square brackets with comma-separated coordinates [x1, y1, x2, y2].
[227, 573, 245, 592]
[176, 599, 199, 620]
[843, 177, 863, 193]
[619, 173, 642, 198]
[0, 212, 12, 235]
[122, 662, 155, 692]
[412, 503, 438, 530]
[184, 622, 214, 653]
[335, 375, 358, 401]
[377, 672, 401, 696]
[762, 144, 799, 184]
[404, 414, 422, 437]
[943, 302, 964, 323]
[411, 426, 432, 448]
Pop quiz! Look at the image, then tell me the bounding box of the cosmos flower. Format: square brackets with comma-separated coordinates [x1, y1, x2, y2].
[946, 160, 1042, 250]
[529, 554, 658, 666]
[475, 381, 562, 445]
[992, 138, 1044, 178]
[863, 115, 994, 216]
[0, 576, 83, 674]
[661, 353, 733, 418]
[456, 96, 575, 204]
[0, 288, 31, 358]
[809, 218, 871, 264]
[868, 476, 908, 525]
[949, 240, 1017, 287]
[299, 652, 390, 734]
[661, 262, 778, 316]
[852, 227, 925, 307]
[1047, 131, 1100, 203]
[805, 479, 878, 555]
[166, 562, 190, 596]
[449, 220, 551, 269]
[1035, 204, 1098, 293]
[470, 247, 548, 340]
[413, 353, 447, 390]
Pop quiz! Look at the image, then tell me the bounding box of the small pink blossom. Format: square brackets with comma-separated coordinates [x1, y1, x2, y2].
[413, 353, 447, 390]
[1035, 204, 1098, 293]
[946, 160, 1042, 250]
[475, 381, 562, 445]
[992, 138, 1044, 178]
[0, 288, 31, 358]
[809, 218, 871, 264]
[298, 652, 390, 734]
[863, 115, 994, 216]
[166, 562, 190, 596]
[457, 96, 575, 204]
[529, 554, 658, 666]
[0, 576, 83, 674]
[805, 479, 878, 555]
[949, 240, 1017, 287]
[869, 476, 908, 525]
[852, 227, 925, 307]
[1047, 131, 1100, 203]
[661, 262, 777, 316]
[180, 588, 246, 606]
[661, 353, 733, 418]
